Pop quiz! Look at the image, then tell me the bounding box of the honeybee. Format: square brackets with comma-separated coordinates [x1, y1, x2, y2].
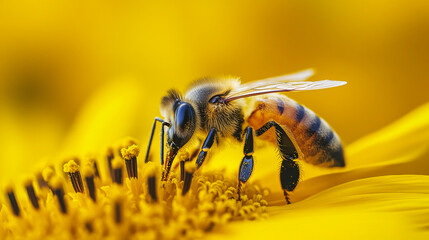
[145, 69, 346, 204]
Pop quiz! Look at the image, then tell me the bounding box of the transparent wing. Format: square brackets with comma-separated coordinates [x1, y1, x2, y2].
[225, 80, 347, 102]
[237, 69, 314, 90]
[254, 68, 315, 83]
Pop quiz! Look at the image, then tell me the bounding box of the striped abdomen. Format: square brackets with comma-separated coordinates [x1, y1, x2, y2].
[246, 94, 345, 167]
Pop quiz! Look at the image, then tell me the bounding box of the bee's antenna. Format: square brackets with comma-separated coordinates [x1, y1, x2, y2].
[144, 117, 170, 165]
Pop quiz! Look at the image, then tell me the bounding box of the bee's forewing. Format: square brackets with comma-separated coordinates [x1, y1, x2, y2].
[253, 68, 315, 82]
[226, 80, 347, 102]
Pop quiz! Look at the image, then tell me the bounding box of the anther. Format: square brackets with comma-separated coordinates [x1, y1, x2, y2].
[121, 144, 140, 179]
[178, 151, 189, 182]
[180, 160, 185, 181]
[84, 168, 96, 202]
[42, 167, 55, 193]
[42, 167, 55, 184]
[50, 176, 67, 214]
[144, 162, 158, 203]
[82, 213, 94, 233]
[24, 178, 39, 209]
[36, 172, 49, 189]
[114, 202, 122, 224]
[87, 158, 100, 178]
[111, 188, 124, 224]
[182, 162, 196, 196]
[63, 160, 85, 193]
[5, 185, 20, 216]
[106, 147, 115, 180]
[112, 158, 123, 185]
[85, 222, 93, 233]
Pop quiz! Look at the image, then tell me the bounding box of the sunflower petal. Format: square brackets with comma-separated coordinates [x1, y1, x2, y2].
[207, 175, 429, 239]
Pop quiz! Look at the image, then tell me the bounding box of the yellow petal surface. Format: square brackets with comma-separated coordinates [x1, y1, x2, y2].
[207, 175, 429, 240]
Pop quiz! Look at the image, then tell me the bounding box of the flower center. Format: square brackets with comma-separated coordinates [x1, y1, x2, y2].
[1, 139, 269, 239]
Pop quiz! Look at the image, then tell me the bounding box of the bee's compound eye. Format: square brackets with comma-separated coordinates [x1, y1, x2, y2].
[175, 102, 196, 132]
[173, 99, 181, 110]
[209, 95, 225, 104]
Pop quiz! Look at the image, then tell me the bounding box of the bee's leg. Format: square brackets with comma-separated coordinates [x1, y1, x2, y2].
[180, 148, 198, 181]
[182, 128, 216, 195]
[237, 127, 254, 201]
[256, 121, 299, 204]
[144, 117, 170, 164]
[195, 128, 217, 169]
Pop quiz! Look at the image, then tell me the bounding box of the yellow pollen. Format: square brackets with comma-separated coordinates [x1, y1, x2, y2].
[121, 144, 140, 160]
[63, 160, 80, 173]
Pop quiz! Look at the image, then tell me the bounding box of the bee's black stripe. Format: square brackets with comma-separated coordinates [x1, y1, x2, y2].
[276, 98, 285, 114]
[312, 126, 335, 146]
[308, 115, 322, 137]
[323, 129, 335, 145]
[330, 146, 345, 167]
[295, 104, 305, 123]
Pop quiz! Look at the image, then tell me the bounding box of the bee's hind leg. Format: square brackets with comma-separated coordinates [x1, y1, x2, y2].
[255, 121, 300, 204]
[237, 127, 255, 201]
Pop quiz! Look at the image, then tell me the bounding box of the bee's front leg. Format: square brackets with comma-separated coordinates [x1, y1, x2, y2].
[195, 128, 217, 169]
[182, 128, 217, 195]
[237, 127, 254, 201]
[144, 117, 170, 164]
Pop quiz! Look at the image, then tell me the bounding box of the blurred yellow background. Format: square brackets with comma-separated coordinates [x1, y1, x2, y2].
[1, 0, 428, 182]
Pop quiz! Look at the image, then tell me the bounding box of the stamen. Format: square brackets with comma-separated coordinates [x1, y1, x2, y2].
[36, 172, 49, 189]
[85, 222, 93, 233]
[106, 147, 115, 180]
[24, 178, 39, 209]
[180, 160, 185, 181]
[82, 213, 94, 233]
[111, 188, 124, 224]
[112, 157, 123, 185]
[42, 167, 56, 194]
[121, 144, 140, 179]
[178, 151, 189, 182]
[42, 167, 55, 184]
[86, 157, 100, 178]
[50, 176, 67, 214]
[63, 160, 85, 193]
[5, 185, 20, 216]
[114, 202, 121, 224]
[84, 168, 96, 201]
[144, 162, 158, 203]
[182, 162, 196, 196]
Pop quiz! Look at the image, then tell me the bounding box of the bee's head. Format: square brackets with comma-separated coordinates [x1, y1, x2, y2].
[161, 90, 197, 179]
[167, 100, 196, 150]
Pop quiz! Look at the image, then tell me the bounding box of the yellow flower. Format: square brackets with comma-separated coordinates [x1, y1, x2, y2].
[1, 78, 428, 239]
[1, 1, 429, 239]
